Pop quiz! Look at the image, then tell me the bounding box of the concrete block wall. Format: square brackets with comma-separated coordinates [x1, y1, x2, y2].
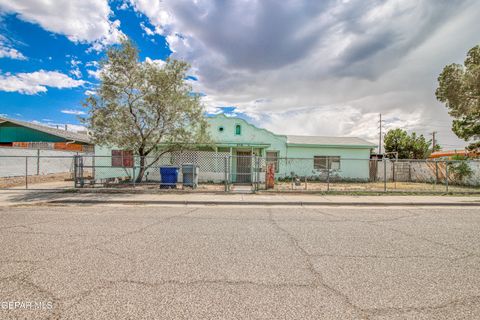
[0, 147, 93, 178]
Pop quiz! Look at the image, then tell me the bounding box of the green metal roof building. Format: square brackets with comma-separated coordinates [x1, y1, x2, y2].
[0, 117, 91, 145]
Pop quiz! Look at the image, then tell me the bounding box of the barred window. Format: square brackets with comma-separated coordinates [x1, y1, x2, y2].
[266, 151, 279, 173]
[112, 150, 133, 167]
[313, 156, 340, 170]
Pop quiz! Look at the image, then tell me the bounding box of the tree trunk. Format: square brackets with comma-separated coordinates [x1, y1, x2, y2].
[135, 155, 146, 183]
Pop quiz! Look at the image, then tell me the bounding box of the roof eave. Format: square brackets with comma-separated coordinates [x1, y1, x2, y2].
[287, 143, 375, 149]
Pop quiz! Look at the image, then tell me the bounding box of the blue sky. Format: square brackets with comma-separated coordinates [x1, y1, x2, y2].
[0, 2, 174, 128]
[0, 0, 479, 149]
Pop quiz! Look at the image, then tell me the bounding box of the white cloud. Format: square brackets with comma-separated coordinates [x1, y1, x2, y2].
[140, 22, 155, 36]
[31, 120, 86, 132]
[87, 68, 101, 79]
[84, 89, 96, 96]
[0, 46, 26, 60]
[0, 0, 124, 51]
[0, 70, 85, 94]
[69, 58, 82, 78]
[131, 0, 479, 149]
[60, 109, 86, 115]
[144, 57, 165, 67]
[0, 35, 27, 60]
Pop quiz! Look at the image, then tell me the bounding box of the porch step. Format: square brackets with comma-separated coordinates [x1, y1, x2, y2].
[230, 185, 254, 194]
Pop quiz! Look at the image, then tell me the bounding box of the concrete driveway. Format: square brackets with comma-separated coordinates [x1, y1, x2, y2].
[1, 205, 479, 319]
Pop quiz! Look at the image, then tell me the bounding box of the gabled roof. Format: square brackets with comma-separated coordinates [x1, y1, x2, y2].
[0, 117, 91, 144]
[287, 135, 375, 148]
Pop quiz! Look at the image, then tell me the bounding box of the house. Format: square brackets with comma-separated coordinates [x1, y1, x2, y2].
[94, 114, 375, 183]
[0, 117, 92, 152]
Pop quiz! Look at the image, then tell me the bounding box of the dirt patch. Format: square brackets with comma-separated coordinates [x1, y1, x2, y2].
[270, 181, 480, 193]
[81, 182, 226, 192]
[0, 172, 72, 188]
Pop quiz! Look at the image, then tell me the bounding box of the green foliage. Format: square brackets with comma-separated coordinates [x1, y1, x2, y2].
[384, 128, 435, 159]
[436, 45, 480, 149]
[83, 37, 210, 182]
[466, 141, 480, 153]
[448, 158, 473, 182]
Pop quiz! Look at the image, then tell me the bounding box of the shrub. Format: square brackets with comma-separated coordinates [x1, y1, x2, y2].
[448, 158, 473, 183]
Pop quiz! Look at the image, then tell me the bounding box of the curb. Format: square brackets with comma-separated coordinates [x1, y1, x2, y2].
[47, 199, 480, 206]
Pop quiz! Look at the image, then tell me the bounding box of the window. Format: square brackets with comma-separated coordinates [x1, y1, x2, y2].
[218, 126, 224, 132]
[313, 156, 340, 170]
[112, 150, 133, 167]
[235, 124, 241, 135]
[266, 151, 279, 173]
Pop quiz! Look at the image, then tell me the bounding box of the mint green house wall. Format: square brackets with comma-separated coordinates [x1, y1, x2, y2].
[285, 146, 371, 180]
[206, 115, 288, 181]
[206, 114, 287, 156]
[94, 114, 373, 182]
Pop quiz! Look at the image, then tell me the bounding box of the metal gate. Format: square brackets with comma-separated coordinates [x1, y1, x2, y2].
[235, 152, 252, 183]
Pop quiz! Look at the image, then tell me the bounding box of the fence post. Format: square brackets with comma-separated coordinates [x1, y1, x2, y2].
[132, 157, 136, 188]
[445, 160, 449, 193]
[193, 155, 197, 189]
[36, 149, 40, 175]
[25, 156, 28, 189]
[383, 157, 387, 192]
[92, 155, 95, 181]
[435, 159, 438, 188]
[326, 158, 330, 192]
[257, 156, 261, 191]
[255, 156, 259, 191]
[224, 156, 228, 192]
[73, 155, 77, 188]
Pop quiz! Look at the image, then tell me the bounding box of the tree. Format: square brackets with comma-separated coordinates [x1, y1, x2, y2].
[384, 128, 437, 159]
[436, 45, 480, 151]
[83, 38, 209, 182]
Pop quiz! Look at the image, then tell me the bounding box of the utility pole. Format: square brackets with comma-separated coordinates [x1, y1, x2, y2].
[431, 131, 437, 151]
[378, 113, 382, 155]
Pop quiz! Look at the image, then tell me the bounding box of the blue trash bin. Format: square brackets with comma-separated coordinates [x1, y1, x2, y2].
[160, 166, 179, 189]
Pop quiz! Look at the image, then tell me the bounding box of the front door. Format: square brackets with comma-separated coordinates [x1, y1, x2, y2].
[236, 151, 252, 183]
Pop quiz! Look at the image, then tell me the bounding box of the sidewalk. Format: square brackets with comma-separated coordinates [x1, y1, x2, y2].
[1, 190, 480, 206]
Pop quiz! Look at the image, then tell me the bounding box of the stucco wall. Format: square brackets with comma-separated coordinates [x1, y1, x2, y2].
[285, 146, 372, 180]
[206, 115, 287, 157]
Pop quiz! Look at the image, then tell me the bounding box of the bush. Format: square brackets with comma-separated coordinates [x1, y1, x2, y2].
[448, 161, 473, 182]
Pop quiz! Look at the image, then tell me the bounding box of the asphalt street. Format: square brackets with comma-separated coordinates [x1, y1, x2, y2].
[1, 205, 479, 319]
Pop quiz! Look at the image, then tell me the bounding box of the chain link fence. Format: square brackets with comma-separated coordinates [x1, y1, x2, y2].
[2, 152, 479, 193]
[0, 154, 94, 189]
[70, 154, 480, 193]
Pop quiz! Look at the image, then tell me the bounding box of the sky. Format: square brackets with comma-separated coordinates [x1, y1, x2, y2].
[0, 0, 479, 150]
